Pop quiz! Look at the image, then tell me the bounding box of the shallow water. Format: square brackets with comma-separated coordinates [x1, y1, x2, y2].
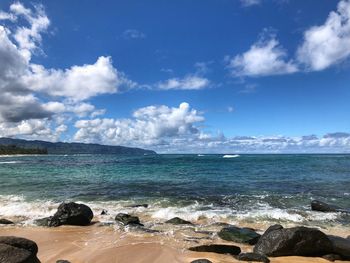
[0, 154, 349, 227]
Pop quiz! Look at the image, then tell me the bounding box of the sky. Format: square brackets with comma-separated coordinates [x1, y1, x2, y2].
[0, 0, 349, 153]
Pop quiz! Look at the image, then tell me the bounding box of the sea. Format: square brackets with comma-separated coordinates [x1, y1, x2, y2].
[0, 154, 349, 228]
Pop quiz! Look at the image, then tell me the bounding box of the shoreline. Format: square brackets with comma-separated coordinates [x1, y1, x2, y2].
[0, 222, 349, 263]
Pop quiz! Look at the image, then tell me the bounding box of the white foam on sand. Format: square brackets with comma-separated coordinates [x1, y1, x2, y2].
[235, 202, 339, 223]
[150, 203, 232, 222]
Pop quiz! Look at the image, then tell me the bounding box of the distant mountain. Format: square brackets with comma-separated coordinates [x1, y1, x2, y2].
[0, 138, 156, 155]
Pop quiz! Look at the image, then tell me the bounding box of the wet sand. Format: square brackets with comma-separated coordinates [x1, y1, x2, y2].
[0, 224, 349, 263]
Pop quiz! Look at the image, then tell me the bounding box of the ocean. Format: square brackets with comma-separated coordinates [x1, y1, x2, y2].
[0, 154, 349, 227]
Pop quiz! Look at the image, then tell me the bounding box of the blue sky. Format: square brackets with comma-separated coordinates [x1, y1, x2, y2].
[0, 0, 349, 153]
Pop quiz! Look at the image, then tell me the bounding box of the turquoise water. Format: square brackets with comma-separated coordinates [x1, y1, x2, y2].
[0, 154, 349, 226]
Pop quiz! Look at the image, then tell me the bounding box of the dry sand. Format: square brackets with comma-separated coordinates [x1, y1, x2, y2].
[0, 224, 349, 263]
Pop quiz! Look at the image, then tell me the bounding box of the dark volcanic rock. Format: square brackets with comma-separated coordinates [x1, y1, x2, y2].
[322, 254, 343, 262]
[328, 235, 350, 259]
[237, 252, 270, 263]
[115, 213, 143, 226]
[254, 226, 333, 257]
[190, 259, 213, 263]
[218, 226, 261, 245]
[311, 200, 342, 213]
[0, 236, 38, 255]
[126, 204, 149, 208]
[0, 219, 14, 225]
[262, 224, 283, 236]
[49, 202, 93, 227]
[188, 244, 241, 255]
[56, 260, 71, 263]
[100, 209, 108, 215]
[0, 236, 40, 263]
[165, 217, 193, 225]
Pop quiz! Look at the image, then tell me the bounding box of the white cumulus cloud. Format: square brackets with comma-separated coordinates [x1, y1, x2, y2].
[0, 2, 135, 141]
[227, 36, 298, 77]
[297, 0, 350, 71]
[157, 75, 210, 90]
[24, 56, 135, 101]
[74, 103, 204, 146]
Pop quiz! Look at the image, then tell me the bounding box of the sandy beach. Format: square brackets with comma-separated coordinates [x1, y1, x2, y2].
[0, 222, 349, 263]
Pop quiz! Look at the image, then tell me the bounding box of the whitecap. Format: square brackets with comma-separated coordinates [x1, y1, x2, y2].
[0, 161, 20, 164]
[223, 154, 240, 158]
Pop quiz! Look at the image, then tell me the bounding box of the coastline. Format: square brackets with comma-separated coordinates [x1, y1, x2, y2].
[0, 222, 349, 263]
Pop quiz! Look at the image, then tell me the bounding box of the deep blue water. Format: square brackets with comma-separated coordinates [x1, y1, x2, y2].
[0, 154, 349, 225]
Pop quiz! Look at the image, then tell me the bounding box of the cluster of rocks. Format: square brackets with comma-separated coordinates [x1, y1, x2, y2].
[190, 200, 350, 263]
[1, 200, 350, 262]
[190, 224, 350, 262]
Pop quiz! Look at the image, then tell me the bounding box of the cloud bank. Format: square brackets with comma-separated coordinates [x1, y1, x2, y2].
[73, 103, 350, 153]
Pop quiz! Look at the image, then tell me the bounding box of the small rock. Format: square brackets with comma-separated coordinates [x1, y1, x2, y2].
[311, 200, 342, 213]
[0, 236, 40, 263]
[34, 217, 52, 227]
[188, 244, 241, 255]
[322, 254, 343, 262]
[328, 235, 350, 259]
[254, 226, 333, 257]
[0, 219, 14, 225]
[237, 252, 270, 263]
[115, 213, 143, 226]
[100, 209, 108, 215]
[190, 259, 213, 263]
[218, 226, 261, 245]
[56, 260, 71, 263]
[165, 217, 193, 225]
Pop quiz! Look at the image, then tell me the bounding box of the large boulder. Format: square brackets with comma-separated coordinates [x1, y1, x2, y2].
[189, 244, 241, 255]
[218, 226, 261, 245]
[49, 202, 93, 227]
[311, 200, 344, 213]
[115, 213, 143, 226]
[254, 226, 333, 257]
[0, 236, 40, 263]
[328, 235, 350, 259]
[237, 252, 270, 263]
[165, 217, 193, 225]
